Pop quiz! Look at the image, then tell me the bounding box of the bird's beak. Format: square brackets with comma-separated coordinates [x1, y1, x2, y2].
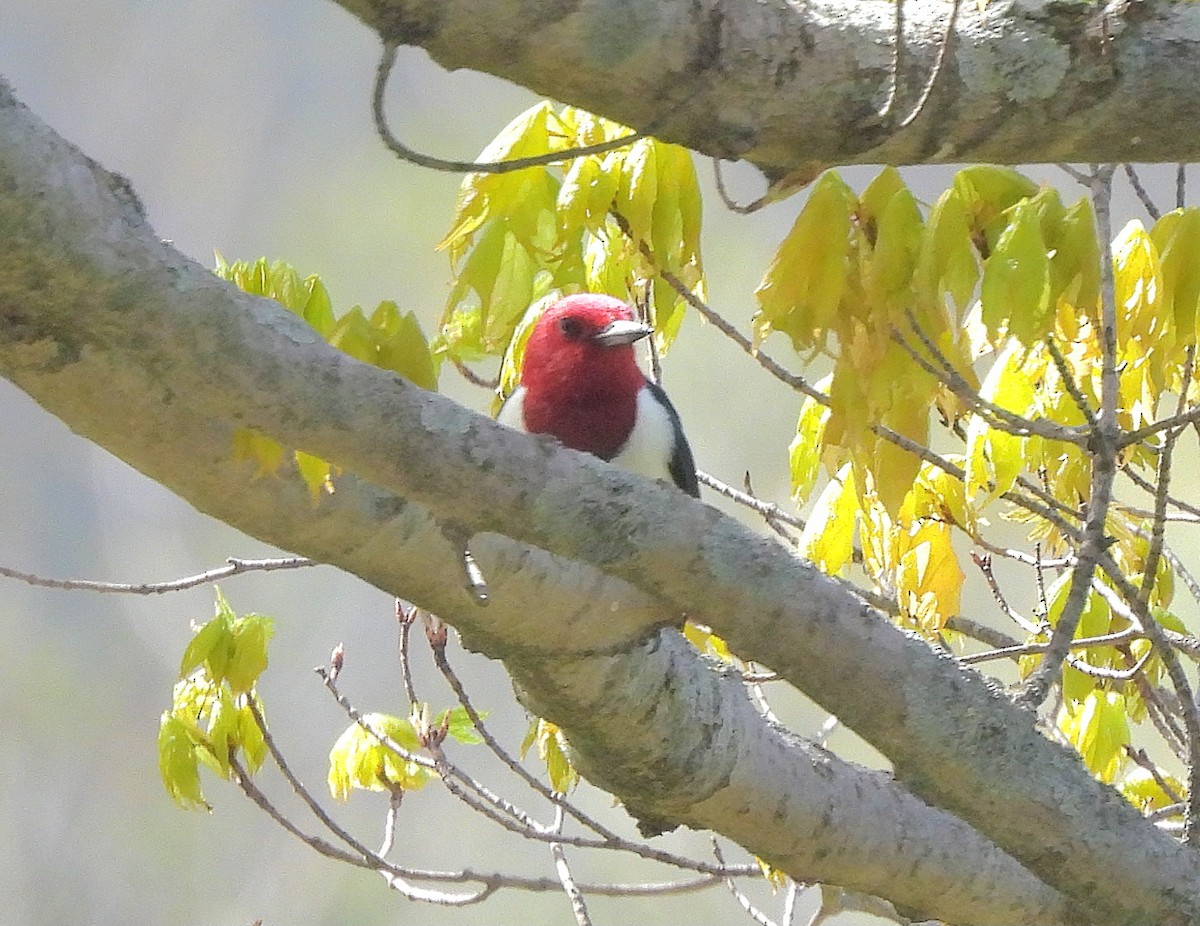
[592, 318, 653, 347]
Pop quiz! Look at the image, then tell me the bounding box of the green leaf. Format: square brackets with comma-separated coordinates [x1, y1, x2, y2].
[1153, 208, 1200, 337]
[225, 614, 274, 696]
[915, 188, 978, 317]
[615, 137, 658, 247]
[799, 464, 859, 574]
[1062, 690, 1129, 782]
[965, 341, 1034, 500]
[179, 613, 232, 680]
[789, 389, 832, 506]
[868, 184, 924, 301]
[754, 171, 856, 351]
[439, 705, 486, 745]
[372, 301, 440, 390]
[237, 699, 268, 775]
[158, 714, 209, 811]
[328, 713, 428, 800]
[981, 199, 1052, 344]
[1050, 197, 1101, 313]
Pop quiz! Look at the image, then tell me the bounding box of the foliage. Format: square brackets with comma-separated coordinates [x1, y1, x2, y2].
[158, 590, 273, 810]
[328, 704, 482, 800]
[215, 255, 438, 496]
[173, 99, 1200, 916]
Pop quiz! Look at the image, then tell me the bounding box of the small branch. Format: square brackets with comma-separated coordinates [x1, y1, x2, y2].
[397, 600, 418, 705]
[897, 0, 963, 129]
[373, 43, 640, 175]
[1177, 163, 1188, 209]
[895, 315, 1086, 446]
[1017, 165, 1121, 711]
[713, 839, 778, 926]
[712, 160, 771, 215]
[697, 471, 805, 539]
[1056, 163, 1094, 186]
[1122, 463, 1200, 520]
[549, 806, 593, 926]
[1123, 163, 1162, 221]
[0, 555, 314, 594]
[448, 354, 500, 390]
[1044, 335, 1096, 427]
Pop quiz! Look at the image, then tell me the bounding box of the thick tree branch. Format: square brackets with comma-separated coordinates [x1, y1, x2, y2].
[335, 0, 1200, 178]
[0, 82, 1192, 924]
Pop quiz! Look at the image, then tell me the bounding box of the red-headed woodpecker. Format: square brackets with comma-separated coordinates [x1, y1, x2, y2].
[497, 294, 700, 498]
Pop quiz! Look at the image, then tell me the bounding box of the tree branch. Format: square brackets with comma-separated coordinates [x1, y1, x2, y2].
[0, 80, 1193, 924]
[333, 0, 1200, 178]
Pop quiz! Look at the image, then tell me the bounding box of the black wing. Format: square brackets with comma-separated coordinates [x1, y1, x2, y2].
[644, 381, 700, 498]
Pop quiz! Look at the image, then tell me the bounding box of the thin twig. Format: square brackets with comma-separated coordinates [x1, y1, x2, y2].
[1121, 464, 1200, 520]
[0, 555, 314, 594]
[1044, 335, 1096, 426]
[1139, 347, 1194, 608]
[1056, 163, 1094, 186]
[897, 0, 964, 128]
[549, 806, 593, 926]
[876, 0, 905, 121]
[895, 315, 1086, 446]
[398, 600, 418, 705]
[430, 639, 754, 873]
[1177, 163, 1188, 209]
[1122, 163, 1162, 221]
[712, 160, 771, 215]
[713, 839, 778, 926]
[1017, 165, 1121, 711]
[449, 354, 499, 390]
[373, 42, 641, 175]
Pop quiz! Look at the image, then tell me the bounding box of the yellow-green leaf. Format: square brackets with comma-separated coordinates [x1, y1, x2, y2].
[800, 464, 859, 574]
[981, 200, 1052, 343]
[158, 713, 209, 811]
[789, 391, 832, 506]
[754, 171, 856, 351]
[225, 615, 274, 696]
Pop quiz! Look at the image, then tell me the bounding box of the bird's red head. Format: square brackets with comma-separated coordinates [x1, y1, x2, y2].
[518, 294, 652, 460]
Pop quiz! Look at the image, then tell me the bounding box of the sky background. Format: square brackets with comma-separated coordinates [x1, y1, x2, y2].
[0, 3, 1194, 925]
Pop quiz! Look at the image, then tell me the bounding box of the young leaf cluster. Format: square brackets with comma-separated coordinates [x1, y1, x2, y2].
[158, 590, 273, 810]
[434, 103, 705, 401]
[772, 165, 1200, 793]
[215, 256, 438, 495]
[327, 704, 482, 800]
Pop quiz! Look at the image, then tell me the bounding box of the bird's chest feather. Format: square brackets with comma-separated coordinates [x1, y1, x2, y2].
[521, 385, 638, 461]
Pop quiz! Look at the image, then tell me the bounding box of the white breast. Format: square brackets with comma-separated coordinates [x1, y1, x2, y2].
[496, 384, 679, 484]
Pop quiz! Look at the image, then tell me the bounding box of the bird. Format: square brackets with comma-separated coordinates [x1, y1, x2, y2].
[496, 294, 700, 498]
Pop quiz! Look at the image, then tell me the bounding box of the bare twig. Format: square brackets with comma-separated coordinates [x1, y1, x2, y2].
[897, 0, 964, 129]
[373, 42, 641, 175]
[549, 806, 593, 926]
[712, 160, 772, 215]
[1017, 165, 1120, 711]
[397, 600, 419, 705]
[1044, 336, 1096, 426]
[0, 555, 314, 594]
[713, 839, 778, 926]
[1123, 163, 1162, 221]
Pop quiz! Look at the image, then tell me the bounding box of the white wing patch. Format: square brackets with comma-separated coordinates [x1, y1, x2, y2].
[495, 386, 527, 431]
[610, 386, 677, 484]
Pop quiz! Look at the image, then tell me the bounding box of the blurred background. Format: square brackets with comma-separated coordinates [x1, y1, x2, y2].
[0, 2, 1193, 925]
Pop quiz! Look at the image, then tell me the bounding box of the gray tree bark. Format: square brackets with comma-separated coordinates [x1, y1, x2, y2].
[335, 0, 1200, 181]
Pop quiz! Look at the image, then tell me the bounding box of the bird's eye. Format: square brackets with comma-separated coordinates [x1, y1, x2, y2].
[558, 316, 583, 340]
